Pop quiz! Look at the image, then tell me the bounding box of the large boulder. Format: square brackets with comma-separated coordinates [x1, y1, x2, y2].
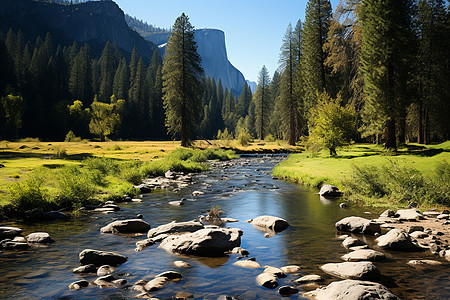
[376, 229, 423, 251]
[0, 226, 22, 240]
[79, 249, 128, 267]
[159, 227, 242, 256]
[247, 215, 289, 232]
[335, 216, 381, 235]
[305, 280, 400, 300]
[100, 219, 151, 234]
[320, 262, 381, 281]
[341, 249, 386, 262]
[319, 184, 343, 197]
[26, 232, 54, 243]
[395, 209, 423, 221]
[147, 221, 204, 238]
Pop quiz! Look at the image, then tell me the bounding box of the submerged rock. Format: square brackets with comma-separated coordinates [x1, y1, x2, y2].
[247, 215, 289, 232]
[100, 219, 150, 234]
[159, 227, 242, 256]
[320, 261, 381, 281]
[335, 216, 381, 235]
[79, 249, 128, 267]
[304, 279, 399, 300]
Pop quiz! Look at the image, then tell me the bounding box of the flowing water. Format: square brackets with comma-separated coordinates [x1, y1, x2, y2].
[0, 155, 449, 299]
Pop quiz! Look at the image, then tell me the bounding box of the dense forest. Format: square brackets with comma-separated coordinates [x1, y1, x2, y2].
[0, 0, 449, 148]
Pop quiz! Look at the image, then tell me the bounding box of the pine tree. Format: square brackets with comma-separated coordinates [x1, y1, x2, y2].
[162, 13, 204, 147]
[99, 41, 116, 102]
[279, 23, 302, 145]
[112, 57, 129, 101]
[236, 82, 252, 118]
[302, 0, 332, 115]
[360, 0, 414, 149]
[254, 65, 271, 140]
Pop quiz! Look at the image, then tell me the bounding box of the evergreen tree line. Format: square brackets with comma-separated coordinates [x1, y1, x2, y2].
[0, 29, 167, 141]
[260, 0, 450, 148]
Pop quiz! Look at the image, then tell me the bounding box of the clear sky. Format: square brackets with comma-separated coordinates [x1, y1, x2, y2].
[114, 0, 339, 83]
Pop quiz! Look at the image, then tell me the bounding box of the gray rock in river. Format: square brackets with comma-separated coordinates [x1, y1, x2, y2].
[376, 229, 423, 251]
[341, 249, 386, 262]
[256, 272, 278, 289]
[247, 215, 289, 232]
[97, 265, 115, 276]
[159, 227, 242, 256]
[155, 270, 182, 280]
[135, 238, 156, 251]
[144, 277, 168, 292]
[335, 216, 381, 235]
[72, 264, 97, 274]
[68, 280, 89, 290]
[26, 232, 54, 243]
[0, 226, 23, 240]
[100, 219, 151, 234]
[304, 279, 400, 300]
[319, 184, 343, 197]
[0, 239, 30, 249]
[320, 261, 381, 281]
[147, 221, 204, 238]
[278, 285, 299, 296]
[342, 236, 365, 249]
[79, 249, 128, 267]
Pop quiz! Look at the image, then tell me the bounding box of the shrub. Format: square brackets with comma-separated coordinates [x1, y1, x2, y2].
[84, 157, 119, 175]
[8, 173, 49, 211]
[54, 166, 95, 208]
[64, 131, 81, 142]
[265, 134, 276, 142]
[237, 129, 252, 146]
[54, 146, 67, 158]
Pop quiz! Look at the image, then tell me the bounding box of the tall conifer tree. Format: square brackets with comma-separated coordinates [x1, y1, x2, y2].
[254, 65, 271, 140]
[162, 13, 204, 147]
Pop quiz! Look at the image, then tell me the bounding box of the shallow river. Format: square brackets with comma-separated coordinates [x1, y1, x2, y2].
[0, 155, 449, 299]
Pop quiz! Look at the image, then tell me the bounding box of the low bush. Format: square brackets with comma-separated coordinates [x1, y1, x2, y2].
[54, 166, 96, 209]
[8, 172, 50, 212]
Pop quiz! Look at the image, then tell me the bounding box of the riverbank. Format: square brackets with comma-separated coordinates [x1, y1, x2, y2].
[272, 142, 450, 210]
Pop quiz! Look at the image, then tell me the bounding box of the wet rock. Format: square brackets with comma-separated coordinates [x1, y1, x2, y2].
[69, 280, 89, 290]
[12, 236, 27, 243]
[72, 264, 96, 274]
[159, 227, 242, 256]
[342, 237, 364, 249]
[409, 231, 428, 239]
[278, 285, 299, 297]
[101, 204, 120, 211]
[337, 234, 349, 240]
[173, 260, 191, 268]
[319, 184, 342, 197]
[407, 260, 442, 266]
[230, 247, 249, 256]
[376, 229, 423, 251]
[23, 208, 69, 221]
[101, 219, 150, 234]
[0, 226, 22, 240]
[437, 214, 449, 220]
[256, 272, 278, 289]
[169, 199, 186, 206]
[263, 266, 286, 278]
[304, 279, 399, 300]
[165, 170, 176, 179]
[380, 209, 395, 218]
[233, 258, 261, 268]
[335, 216, 381, 235]
[408, 226, 425, 234]
[221, 217, 239, 223]
[280, 265, 301, 274]
[423, 211, 441, 218]
[247, 215, 289, 232]
[320, 261, 381, 281]
[135, 239, 156, 251]
[294, 274, 322, 283]
[113, 278, 127, 286]
[349, 245, 369, 251]
[134, 184, 153, 194]
[93, 274, 116, 287]
[0, 239, 30, 249]
[79, 249, 128, 267]
[94, 207, 116, 213]
[396, 209, 423, 221]
[155, 271, 182, 281]
[341, 249, 385, 262]
[144, 277, 168, 292]
[26, 232, 54, 243]
[147, 221, 204, 238]
[192, 190, 205, 196]
[174, 291, 194, 299]
[97, 265, 115, 276]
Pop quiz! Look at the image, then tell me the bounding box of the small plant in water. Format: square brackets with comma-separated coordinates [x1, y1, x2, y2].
[205, 205, 224, 225]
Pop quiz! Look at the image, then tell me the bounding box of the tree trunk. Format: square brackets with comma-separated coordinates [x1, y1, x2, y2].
[418, 97, 424, 144]
[385, 118, 396, 150]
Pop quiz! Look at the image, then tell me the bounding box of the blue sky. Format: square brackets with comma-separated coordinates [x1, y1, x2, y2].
[114, 0, 339, 82]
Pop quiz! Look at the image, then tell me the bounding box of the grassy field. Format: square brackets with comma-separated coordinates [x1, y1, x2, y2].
[272, 142, 450, 209]
[0, 139, 299, 208]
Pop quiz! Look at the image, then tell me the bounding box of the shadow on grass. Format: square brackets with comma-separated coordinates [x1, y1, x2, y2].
[0, 151, 93, 161]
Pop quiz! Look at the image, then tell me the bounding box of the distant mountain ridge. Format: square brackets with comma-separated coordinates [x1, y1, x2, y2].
[146, 29, 246, 96]
[0, 0, 157, 60]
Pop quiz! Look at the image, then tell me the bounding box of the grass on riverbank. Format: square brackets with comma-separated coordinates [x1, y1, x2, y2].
[0, 143, 237, 217]
[272, 142, 450, 209]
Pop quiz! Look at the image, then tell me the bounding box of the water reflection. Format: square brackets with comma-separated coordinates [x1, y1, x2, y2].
[0, 155, 449, 299]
